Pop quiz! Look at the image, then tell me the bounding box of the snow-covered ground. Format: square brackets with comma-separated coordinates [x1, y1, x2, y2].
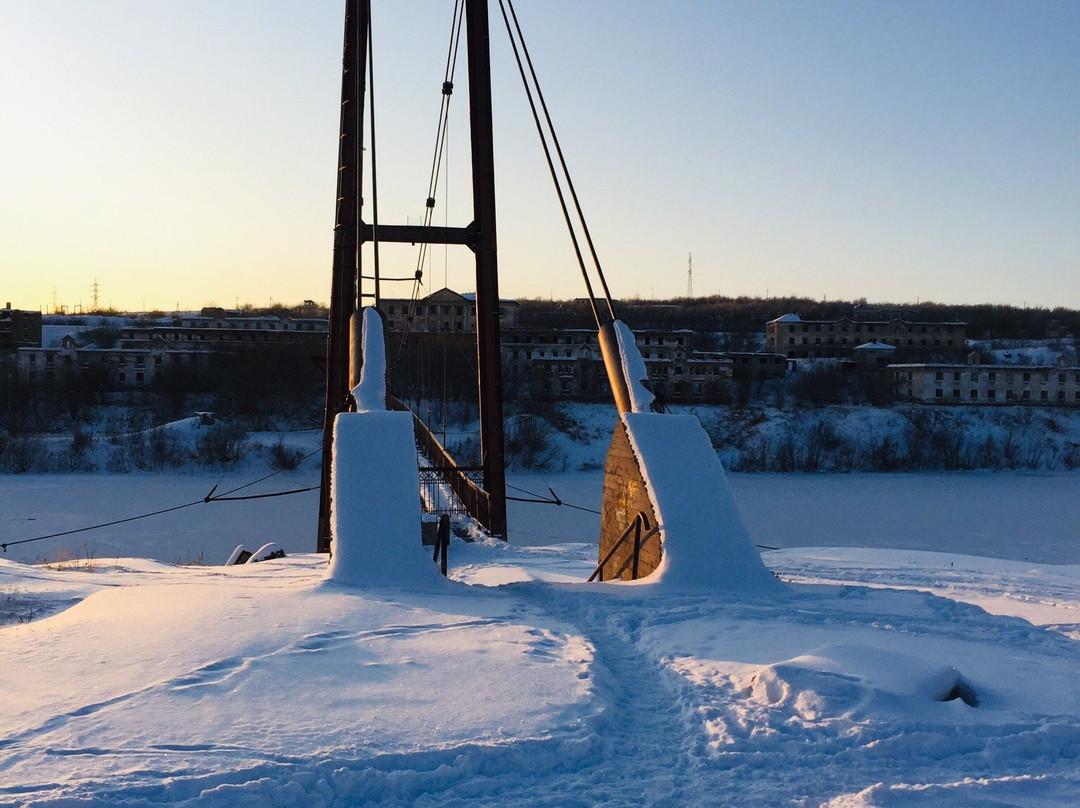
[2, 439, 1080, 805]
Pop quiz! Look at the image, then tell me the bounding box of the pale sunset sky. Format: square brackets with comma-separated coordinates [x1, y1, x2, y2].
[1, 1, 1077, 313]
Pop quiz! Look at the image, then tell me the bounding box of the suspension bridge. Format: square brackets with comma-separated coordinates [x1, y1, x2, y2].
[318, 0, 774, 591]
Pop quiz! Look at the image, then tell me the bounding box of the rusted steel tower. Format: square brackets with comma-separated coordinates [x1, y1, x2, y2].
[318, 0, 508, 551]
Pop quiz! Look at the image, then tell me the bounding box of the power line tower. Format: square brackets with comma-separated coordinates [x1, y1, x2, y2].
[686, 253, 693, 298]
[91, 279, 100, 311]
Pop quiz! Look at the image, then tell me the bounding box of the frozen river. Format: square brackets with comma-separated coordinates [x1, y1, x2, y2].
[2, 468, 1077, 565]
[509, 470, 1080, 564]
[4, 470, 1075, 566]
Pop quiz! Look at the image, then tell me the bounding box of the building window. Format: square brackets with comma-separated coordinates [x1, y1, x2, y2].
[988, 389, 996, 400]
[969, 389, 978, 399]
[952, 389, 960, 398]
[1023, 390, 1031, 400]
[935, 371, 944, 381]
[935, 389, 944, 398]
[1041, 390, 1049, 400]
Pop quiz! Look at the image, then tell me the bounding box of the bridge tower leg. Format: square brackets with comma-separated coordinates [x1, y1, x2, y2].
[318, 0, 368, 553]
[318, 0, 508, 548]
[465, 0, 508, 540]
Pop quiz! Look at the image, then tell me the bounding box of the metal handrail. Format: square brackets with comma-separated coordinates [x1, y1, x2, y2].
[588, 512, 659, 583]
[609, 524, 662, 581]
[388, 395, 492, 530]
[432, 513, 450, 576]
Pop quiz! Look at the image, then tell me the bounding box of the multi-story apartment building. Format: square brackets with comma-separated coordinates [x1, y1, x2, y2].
[18, 332, 212, 388]
[0, 304, 43, 352]
[502, 327, 734, 403]
[891, 358, 1080, 406]
[117, 311, 326, 349]
[16, 311, 328, 389]
[381, 288, 520, 333]
[382, 289, 754, 403]
[766, 313, 966, 359]
[724, 351, 787, 382]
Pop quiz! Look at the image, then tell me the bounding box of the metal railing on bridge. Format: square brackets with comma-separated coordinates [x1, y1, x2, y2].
[388, 397, 493, 530]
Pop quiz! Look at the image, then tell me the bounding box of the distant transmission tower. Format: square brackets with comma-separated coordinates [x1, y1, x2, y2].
[91, 279, 100, 311]
[686, 253, 693, 298]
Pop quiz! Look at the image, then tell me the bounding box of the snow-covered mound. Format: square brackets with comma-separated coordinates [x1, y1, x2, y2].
[2, 541, 1079, 807]
[326, 410, 444, 588]
[621, 412, 782, 594]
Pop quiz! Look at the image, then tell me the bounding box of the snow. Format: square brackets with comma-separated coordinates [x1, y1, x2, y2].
[2, 531, 1079, 806]
[328, 308, 443, 587]
[350, 306, 387, 412]
[3, 437, 1080, 803]
[620, 412, 782, 594]
[326, 411, 441, 588]
[612, 319, 654, 413]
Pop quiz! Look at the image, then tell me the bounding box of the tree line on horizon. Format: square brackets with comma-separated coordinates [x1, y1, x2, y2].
[514, 295, 1080, 343]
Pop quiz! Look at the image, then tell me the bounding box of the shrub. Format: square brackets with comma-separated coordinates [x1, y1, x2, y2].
[506, 415, 563, 470]
[147, 426, 185, 469]
[4, 436, 47, 473]
[790, 366, 850, 408]
[64, 428, 96, 471]
[269, 439, 306, 471]
[195, 422, 249, 468]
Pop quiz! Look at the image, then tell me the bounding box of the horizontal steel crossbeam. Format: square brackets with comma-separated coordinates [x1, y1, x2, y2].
[360, 221, 478, 249]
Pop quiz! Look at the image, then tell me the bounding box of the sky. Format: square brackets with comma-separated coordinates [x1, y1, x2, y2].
[1, 1, 1078, 314]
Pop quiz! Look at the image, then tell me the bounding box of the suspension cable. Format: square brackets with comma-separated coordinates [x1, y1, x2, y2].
[502, 0, 617, 321]
[366, 12, 382, 308]
[394, 1, 466, 374]
[495, 0, 602, 328]
[0, 447, 324, 553]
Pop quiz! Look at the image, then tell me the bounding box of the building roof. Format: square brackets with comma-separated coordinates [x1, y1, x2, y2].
[888, 362, 1080, 372]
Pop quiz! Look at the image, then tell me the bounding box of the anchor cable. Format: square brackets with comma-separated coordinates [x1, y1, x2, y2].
[1, 447, 323, 553]
[496, 0, 618, 326]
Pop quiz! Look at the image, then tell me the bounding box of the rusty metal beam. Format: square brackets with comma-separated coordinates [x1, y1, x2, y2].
[465, 0, 507, 540]
[317, 0, 368, 553]
[359, 221, 477, 248]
